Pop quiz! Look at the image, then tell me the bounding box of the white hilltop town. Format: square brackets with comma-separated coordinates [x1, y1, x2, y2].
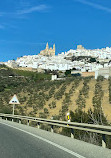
[3, 43, 111, 79]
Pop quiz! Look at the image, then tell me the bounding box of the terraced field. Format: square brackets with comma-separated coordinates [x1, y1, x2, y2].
[0, 65, 111, 123]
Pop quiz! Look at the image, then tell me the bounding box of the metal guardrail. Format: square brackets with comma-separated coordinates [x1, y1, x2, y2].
[0, 113, 111, 148]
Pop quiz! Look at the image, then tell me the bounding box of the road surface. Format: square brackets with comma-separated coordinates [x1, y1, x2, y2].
[0, 119, 111, 158]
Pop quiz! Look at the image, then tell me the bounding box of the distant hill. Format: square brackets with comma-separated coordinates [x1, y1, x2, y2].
[0, 64, 111, 124]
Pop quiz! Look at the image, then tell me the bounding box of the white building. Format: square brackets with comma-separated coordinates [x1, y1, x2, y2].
[4, 45, 111, 74]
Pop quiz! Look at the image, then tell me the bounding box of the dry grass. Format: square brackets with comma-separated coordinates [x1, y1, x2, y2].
[69, 80, 83, 112]
[101, 80, 111, 122]
[15, 78, 111, 123]
[84, 79, 96, 112]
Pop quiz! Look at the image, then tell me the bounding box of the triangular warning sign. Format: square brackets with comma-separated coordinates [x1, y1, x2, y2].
[9, 94, 20, 105]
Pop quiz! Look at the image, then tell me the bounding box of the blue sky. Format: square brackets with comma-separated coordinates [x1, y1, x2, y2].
[0, 0, 111, 61]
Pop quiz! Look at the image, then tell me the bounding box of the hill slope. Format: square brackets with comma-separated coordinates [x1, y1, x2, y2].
[0, 65, 111, 123]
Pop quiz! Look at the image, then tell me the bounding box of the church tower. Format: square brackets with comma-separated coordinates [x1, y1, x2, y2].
[53, 44, 55, 55]
[53, 44, 55, 51]
[46, 42, 49, 50]
[40, 42, 55, 56]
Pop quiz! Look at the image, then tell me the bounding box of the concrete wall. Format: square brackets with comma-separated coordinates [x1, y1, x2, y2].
[95, 67, 111, 79]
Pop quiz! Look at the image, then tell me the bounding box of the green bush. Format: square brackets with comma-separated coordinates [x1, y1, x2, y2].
[44, 108, 49, 114]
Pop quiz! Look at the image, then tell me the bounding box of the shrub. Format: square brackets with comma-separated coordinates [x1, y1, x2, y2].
[44, 108, 49, 114]
[48, 101, 56, 109]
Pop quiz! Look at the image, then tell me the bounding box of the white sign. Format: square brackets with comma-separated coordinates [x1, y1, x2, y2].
[9, 94, 20, 105]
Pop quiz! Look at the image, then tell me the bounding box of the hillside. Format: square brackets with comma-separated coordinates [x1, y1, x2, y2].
[0, 65, 111, 123]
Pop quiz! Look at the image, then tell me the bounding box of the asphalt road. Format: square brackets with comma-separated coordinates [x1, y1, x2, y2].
[0, 119, 111, 158]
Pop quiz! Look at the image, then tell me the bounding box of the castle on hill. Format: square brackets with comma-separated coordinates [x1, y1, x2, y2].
[40, 43, 55, 56]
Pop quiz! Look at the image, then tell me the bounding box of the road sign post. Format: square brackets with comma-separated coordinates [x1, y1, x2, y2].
[67, 112, 70, 122]
[9, 94, 20, 115]
[13, 104, 15, 115]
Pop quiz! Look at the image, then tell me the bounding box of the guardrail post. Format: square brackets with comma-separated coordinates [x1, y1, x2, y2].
[37, 122, 40, 129]
[102, 134, 106, 148]
[19, 119, 21, 124]
[51, 125, 54, 133]
[6, 118, 7, 121]
[71, 128, 74, 139]
[12, 118, 14, 122]
[27, 120, 29, 126]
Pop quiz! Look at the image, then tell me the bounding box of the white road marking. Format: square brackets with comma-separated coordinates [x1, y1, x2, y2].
[0, 121, 86, 158]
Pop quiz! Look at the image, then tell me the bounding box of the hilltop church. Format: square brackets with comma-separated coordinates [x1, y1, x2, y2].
[40, 43, 55, 56]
